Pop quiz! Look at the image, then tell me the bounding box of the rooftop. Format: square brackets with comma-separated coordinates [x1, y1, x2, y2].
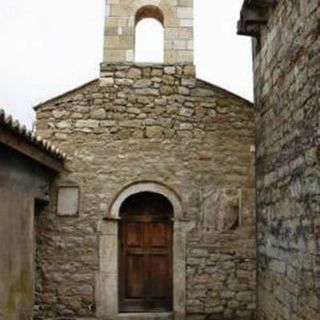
[0, 109, 66, 172]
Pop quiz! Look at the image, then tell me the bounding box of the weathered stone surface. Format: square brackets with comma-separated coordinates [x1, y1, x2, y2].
[239, 0, 320, 319]
[128, 68, 142, 79]
[145, 125, 164, 138]
[135, 88, 159, 96]
[56, 120, 71, 129]
[90, 108, 107, 120]
[132, 79, 152, 88]
[100, 77, 114, 86]
[75, 119, 99, 129]
[160, 85, 175, 95]
[164, 66, 176, 74]
[203, 189, 240, 231]
[53, 109, 68, 119]
[35, 63, 255, 319]
[191, 88, 214, 97]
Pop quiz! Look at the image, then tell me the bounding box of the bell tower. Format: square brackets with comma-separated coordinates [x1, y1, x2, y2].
[103, 0, 194, 64]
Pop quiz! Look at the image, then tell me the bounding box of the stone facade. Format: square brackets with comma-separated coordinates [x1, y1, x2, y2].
[34, 63, 256, 319]
[103, 0, 193, 63]
[238, 0, 320, 319]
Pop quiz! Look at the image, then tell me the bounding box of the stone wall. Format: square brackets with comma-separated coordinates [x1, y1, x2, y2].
[103, 0, 193, 63]
[35, 63, 256, 319]
[241, 0, 320, 319]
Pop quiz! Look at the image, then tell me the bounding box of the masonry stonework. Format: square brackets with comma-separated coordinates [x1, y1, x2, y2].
[103, 0, 193, 63]
[238, 0, 320, 319]
[35, 63, 256, 319]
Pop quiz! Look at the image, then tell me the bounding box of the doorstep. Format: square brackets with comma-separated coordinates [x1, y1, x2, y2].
[116, 312, 173, 320]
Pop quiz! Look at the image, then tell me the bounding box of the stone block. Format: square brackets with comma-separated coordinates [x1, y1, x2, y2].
[133, 79, 152, 88]
[203, 189, 240, 231]
[145, 126, 164, 138]
[90, 108, 107, 120]
[75, 120, 99, 129]
[177, 7, 193, 19]
[128, 68, 142, 79]
[57, 186, 80, 216]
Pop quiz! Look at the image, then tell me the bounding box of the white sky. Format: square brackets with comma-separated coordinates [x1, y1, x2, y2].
[0, 0, 252, 128]
[135, 19, 165, 63]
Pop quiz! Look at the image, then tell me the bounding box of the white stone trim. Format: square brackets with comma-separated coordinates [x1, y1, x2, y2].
[96, 181, 193, 320]
[108, 181, 183, 219]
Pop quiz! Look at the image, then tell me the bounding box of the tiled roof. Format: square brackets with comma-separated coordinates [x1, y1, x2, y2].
[0, 109, 66, 160]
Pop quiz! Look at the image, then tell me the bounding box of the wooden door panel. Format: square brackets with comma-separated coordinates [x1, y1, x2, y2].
[126, 222, 144, 247]
[125, 254, 145, 298]
[150, 255, 169, 298]
[150, 222, 170, 247]
[120, 220, 172, 312]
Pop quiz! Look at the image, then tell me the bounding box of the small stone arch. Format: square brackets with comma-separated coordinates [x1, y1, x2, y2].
[135, 5, 165, 26]
[129, 0, 178, 27]
[103, 0, 193, 63]
[109, 181, 183, 220]
[96, 181, 191, 319]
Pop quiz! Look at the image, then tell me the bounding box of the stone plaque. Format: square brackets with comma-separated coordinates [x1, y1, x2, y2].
[203, 188, 240, 231]
[57, 186, 79, 216]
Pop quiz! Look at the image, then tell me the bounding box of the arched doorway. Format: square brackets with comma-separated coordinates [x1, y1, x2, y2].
[96, 181, 192, 319]
[119, 192, 173, 312]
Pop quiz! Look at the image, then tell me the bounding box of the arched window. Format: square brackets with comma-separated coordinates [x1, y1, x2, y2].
[135, 6, 164, 63]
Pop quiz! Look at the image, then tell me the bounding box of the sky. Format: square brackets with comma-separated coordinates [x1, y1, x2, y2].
[0, 0, 252, 128]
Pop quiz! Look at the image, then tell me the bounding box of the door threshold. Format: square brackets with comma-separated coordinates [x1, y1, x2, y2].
[117, 312, 173, 320]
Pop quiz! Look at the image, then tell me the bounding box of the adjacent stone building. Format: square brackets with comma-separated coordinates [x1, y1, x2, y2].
[33, 0, 256, 319]
[238, 0, 320, 319]
[0, 110, 65, 320]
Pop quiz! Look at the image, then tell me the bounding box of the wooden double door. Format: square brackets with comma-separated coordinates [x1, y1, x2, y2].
[119, 192, 173, 313]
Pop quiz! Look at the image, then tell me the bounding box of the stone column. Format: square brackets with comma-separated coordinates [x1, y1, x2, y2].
[96, 218, 119, 320]
[173, 219, 195, 320]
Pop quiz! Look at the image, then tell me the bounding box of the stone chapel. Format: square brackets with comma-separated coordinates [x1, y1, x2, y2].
[34, 0, 256, 319]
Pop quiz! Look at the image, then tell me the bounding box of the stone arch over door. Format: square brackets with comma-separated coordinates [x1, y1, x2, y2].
[96, 181, 193, 319]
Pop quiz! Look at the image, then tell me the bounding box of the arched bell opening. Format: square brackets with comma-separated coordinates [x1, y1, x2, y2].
[134, 6, 165, 63]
